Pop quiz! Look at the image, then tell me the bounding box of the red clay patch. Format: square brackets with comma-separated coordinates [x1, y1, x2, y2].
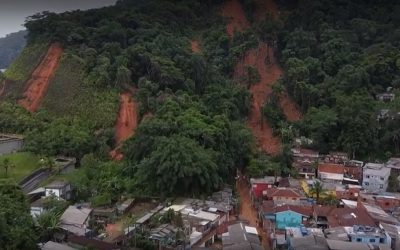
[110, 92, 138, 160]
[18, 43, 63, 112]
[190, 40, 200, 53]
[279, 92, 302, 122]
[236, 43, 282, 155]
[221, 0, 250, 37]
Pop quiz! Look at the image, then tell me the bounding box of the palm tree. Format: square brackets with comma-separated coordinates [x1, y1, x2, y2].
[2, 158, 15, 178]
[309, 181, 326, 204]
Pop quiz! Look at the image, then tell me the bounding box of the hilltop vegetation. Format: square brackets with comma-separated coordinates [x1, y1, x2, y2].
[277, 0, 400, 158]
[1, 0, 257, 198]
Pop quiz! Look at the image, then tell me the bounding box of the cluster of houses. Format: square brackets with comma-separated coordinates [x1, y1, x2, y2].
[247, 146, 400, 250]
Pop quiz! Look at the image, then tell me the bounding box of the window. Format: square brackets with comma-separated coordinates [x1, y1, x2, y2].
[369, 239, 375, 243]
[380, 184, 384, 189]
[364, 182, 369, 186]
[380, 238, 385, 243]
[356, 238, 362, 242]
[366, 175, 370, 178]
[380, 177, 384, 181]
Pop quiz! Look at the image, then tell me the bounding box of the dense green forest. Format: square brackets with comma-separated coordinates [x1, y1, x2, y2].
[0, 30, 27, 69]
[1, 0, 258, 199]
[278, 0, 400, 159]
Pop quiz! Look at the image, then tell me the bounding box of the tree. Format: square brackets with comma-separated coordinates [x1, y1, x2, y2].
[1, 158, 15, 178]
[309, 180, 326, 204]
[0, 180, 38, 249]
[387, 173, 399, 192]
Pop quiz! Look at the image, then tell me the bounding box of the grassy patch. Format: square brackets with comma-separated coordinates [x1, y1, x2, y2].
[0, 152, 41, 181]
[42, 52, 119, 129]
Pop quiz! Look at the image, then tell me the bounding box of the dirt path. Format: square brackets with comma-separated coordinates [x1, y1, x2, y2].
[237, 175, 271, 249]
[18, 43, 63, 112]
[221, 0, 250, 37]
[190, 40, 200, 53]
[110, 92, 138, 160]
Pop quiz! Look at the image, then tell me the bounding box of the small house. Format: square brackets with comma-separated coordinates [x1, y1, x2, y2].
[263, 188, 305, 205]
[222, 222, 262, 250]
[261, 203, 312, 231]
[377, 93, 395, 102]
[45, 180, 71, 200]
[60, 205, 92, 236]
[318, 164, 344, 183]
[250, 176, 277, 203]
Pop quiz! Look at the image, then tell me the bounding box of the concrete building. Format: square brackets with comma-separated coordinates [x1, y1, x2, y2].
[60, 205, 92, 236]
[45, 180, 71, 200]
[318, 164, 344, 183]
[362, 163, 391, 193]
[0, 133, 23, 156]
[222, 223, 262, 250]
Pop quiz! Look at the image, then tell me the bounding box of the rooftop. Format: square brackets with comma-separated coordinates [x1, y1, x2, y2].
[0, 133, 24, 142]
[263, 187, 303, 198]
[262, 203, 313, 217]
[314, 206, 376, 227]
[318, 164, 344, 174]
[250, 176, 277, 184]
[41, 241, 77, 250]
[45, 180, 69, 189]
[60, 205, 92, 227]
[222, 223, 262, 250]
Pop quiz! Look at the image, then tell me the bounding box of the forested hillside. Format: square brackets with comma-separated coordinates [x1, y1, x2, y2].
[0, 30, 27, 69]
[1, 0, 400, 202]
[278, 0, 400, 159]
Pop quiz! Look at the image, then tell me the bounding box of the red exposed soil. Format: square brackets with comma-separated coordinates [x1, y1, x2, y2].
[110, 92, 138, 161]
[190, 40, 200, 53]
[279, 92, 302, 122]
[236, 43, 282, 155]
[254, 0, 302, 122]
[221, 0, 250, 37]
[18, 43, 63, 112]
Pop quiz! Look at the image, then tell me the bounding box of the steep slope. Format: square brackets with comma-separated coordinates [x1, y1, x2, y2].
[255, 0, 302, 122]
[110, 91, 138, 160]
[18, 43, 63, 112]
[221, 0, 250, 37]
[223, 0, 281, 155]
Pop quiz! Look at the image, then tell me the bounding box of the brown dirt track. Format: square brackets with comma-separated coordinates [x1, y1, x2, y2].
[19, 43, 63, 112]
[110, 92, 138, 161]
[221, 0, 250, 37]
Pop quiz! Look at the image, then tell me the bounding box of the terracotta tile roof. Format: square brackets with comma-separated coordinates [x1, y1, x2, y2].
[318, 164, 344, 174]
[315, 205, 375, 227]
[262, 202, 313, 217]
[263, 188, 302, 198]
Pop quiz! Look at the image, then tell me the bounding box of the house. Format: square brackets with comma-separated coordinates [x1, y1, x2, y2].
[31, 197, 47, 218]
[117, 198, 135, 214]
[261, 202, 312, 231]
[377, 109, 390, 121]
[313, 205, 375, 229]
[41, 241, 77, 250]
[360, 192, 400, 212]
[288, 234, 329, 250]
[377, 93, 395, 102]
[362, 163, 391, 193]
[292, 148, 319, 179]
[361, 202, 399, 225]
[335, 185, 360, 200]
[318, 164, 344, 183]
[60, 205, 92, 236]
[344, 161, 363, 183]
[0, 133, 24, 156]
[346, 225, 391, 246]
[222, 222, 262, 250]
[324, 152, 349, 164]
[380, 222, 400, 250]
[386, 158, 400, 175]
[149, 224, 185, 249]
[250, 176, 277, 203]
[45, 180, 71, 200]
[181, 208, 220, 234]
[263, 187, 306, 205]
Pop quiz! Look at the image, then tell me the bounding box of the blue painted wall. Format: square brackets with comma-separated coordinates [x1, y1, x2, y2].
[275, 210, 304, 230]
